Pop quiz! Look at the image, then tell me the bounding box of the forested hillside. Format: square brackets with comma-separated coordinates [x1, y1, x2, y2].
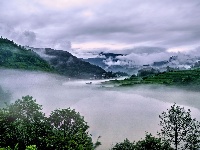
[0, 37, 114, 79]
[107, 68, 200, 88]
[43, 48, 108, 78]
[0, 37, 54, 72]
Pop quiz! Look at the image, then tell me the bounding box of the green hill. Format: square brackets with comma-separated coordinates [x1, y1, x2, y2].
[0, 37, 115, 79]
[43, 48, 107, 78]
[0, 37, 54, 72]
[107, 69, 200, 88]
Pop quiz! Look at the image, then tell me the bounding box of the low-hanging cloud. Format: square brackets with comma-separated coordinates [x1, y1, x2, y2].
[101, 45, 200, 69]
[0, 69, 200, 149]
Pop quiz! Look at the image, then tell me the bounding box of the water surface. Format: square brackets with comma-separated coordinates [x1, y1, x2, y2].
[0, 69, 200, 149]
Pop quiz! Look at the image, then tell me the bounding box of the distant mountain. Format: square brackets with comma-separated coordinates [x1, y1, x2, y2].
[83, 52, 135, 74]
[151, 54, 200, 71]
[83, 52, 124, 67]
[99, 52, 124, 58]
[29, 47, 109, 79]
[83, 57, 106, 69]
[0, 37, 54, 72]
[0, 37, 114, 79]
[83, 51, 200, 76]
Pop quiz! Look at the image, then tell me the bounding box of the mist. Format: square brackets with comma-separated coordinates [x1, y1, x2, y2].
[0, 69, 200, 149]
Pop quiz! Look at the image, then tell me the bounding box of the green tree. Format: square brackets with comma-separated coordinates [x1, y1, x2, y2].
[111, 138, 135, 150]
[111, 134, 172, 150]
[184, 118, 200, 150]
[0, 96, 49, 149]
[158, 103, 200, 150]
[135, 133, 172, 150]
[47, 108, 94, 149]
[0, 96, 100, 150]
[25, 145, 37, 150]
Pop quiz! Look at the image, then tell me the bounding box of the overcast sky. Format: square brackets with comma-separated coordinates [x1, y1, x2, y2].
[1, 0, 200, 53]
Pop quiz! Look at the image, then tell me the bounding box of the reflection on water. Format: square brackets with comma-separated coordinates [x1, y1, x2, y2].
[0, 69, 200, 150]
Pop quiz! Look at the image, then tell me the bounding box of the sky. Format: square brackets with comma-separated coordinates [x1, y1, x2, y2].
[1, 0, 200, 54]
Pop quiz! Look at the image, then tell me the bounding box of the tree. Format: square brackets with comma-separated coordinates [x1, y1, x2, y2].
[47, 108, 94, 149]
[0, 96, 100, 149]
[0, 96, 49, 149]
[135, 133, 172, 150]
[111, 138, 135, 150]
[111, 133, 172, 150]
[158, 103, 200, 150]
[184, 118, 200, 150]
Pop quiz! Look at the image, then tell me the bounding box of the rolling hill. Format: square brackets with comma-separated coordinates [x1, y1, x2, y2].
[0, 37, 112, 79]
[0, 37, 54, 72]
[106, 68, 200, 88]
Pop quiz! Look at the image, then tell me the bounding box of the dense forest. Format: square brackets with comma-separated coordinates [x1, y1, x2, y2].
[0, 37, 54, 72]
[0, 96, 199, 150]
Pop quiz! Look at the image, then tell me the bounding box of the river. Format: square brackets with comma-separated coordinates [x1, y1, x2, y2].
[0, 69, 200, 149]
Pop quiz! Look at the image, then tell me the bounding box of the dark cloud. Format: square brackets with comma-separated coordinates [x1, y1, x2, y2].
[1, 0, 200, 52]
[18, 31, 36, 46]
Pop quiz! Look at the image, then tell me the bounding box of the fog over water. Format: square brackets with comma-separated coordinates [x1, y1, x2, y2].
[0, 69, 200, 150]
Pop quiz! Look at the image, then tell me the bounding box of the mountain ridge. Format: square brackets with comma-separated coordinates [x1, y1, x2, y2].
[0, 37, 114, 79]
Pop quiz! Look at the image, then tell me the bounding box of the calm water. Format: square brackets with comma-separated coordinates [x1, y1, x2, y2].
[0, 69, 200, 149]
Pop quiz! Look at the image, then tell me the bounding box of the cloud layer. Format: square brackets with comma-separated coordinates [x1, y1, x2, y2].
[1, 0, 200, 52]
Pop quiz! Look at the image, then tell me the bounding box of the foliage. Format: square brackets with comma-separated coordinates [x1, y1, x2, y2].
[0, 144, 37, 150]
[0, 96, 48, 149]
[0, 96, 96, 150]
[135, 133, 172, 150]
[111, 138, 135, 150]
[0, 37, 114, 79]
[111, 103, 200, 150]
[107, 68, 200, 88]
[137, 68, 159, 77]
[111, 134, 172, 150]
[44, 48, 110, 79]
[47, 108, 94, 149]
[93, 136, 102, 149]
[25, 145, 37, 150]
[0, 37, 54, 72]
[158, 103, 200, 150]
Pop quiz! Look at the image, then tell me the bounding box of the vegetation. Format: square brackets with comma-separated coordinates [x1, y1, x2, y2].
[111, 134, 172, 150]
[44, 48, 117, 79]
[158, 103, 200, 150]
[0, 37, 117, 79]
[137, 68, 159, 77]
[0, 96, 200, 149]
[0, 37, 54, 72]
[0, 96, 98, 150]
[111, 138, 135, 150]
[106, 68, 200, 88]
[111, 104, 200, 150]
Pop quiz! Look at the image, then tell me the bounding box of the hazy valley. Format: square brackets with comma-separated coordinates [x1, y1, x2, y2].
[1, 1, 200, 149]
[1, 69, 200, 149]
